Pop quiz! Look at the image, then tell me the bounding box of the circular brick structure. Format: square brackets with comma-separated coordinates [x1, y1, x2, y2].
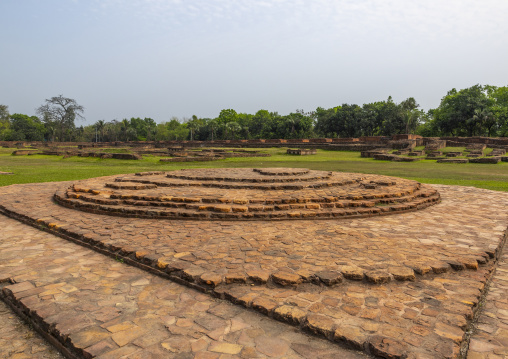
[54, 168, 440, 220]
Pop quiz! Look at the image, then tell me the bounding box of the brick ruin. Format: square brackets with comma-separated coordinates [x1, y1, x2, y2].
[3, 134, 508, 151]
[286, 149, 317, 155]
[5, 145, 271, 162]
[0, 166, 507, 358]
[159, 149, 270, 162]
[2, 136, 508, 358]
[54, 168, 440, 221]
[4, 135, 508, 164]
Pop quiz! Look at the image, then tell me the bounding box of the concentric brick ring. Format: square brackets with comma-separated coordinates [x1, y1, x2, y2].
[253, 167, 310, 176]
[54, 168, 441, 221]
[165, 167, 330, 183]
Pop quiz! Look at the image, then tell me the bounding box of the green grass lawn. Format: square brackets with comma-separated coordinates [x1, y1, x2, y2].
[1, 147, 507, 191]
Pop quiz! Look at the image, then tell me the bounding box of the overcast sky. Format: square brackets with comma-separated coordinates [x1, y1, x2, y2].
[1, 0, 507, 125]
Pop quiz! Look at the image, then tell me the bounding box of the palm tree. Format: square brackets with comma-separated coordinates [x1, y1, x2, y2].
[188, 121, 197, 141]
[404, 110, 419, 134]
[120, 119, 130, 141]
[126, 127, 137, 141]
[95, 120, 105, 142]
[208, 119, 218, 141]
[105, 120, 121, 142]
[227, 122, 241, 139]
[472, 108, 495, 136]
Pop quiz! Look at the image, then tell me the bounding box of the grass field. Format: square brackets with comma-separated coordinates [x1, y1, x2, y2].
[1, 147, 508, 191]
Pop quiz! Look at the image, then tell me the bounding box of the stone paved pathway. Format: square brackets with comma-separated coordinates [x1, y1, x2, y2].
[1, 182, 505, 288]
[1, 179, 508, 358]
[467, 249, 508, 358]
[0, 214, 369, 359]
[0, 298, 64, 359]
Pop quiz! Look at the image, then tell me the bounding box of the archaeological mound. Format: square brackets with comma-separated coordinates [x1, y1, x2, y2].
[54, 168, 440, 220]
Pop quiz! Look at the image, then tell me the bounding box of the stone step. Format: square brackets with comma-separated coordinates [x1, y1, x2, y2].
[165, 168, 333, 183]
[4, 191, 482, 293]
[59, 169, 442, 221]
[71, 184, 430, 204]
[55, 188, 440, 221]
[63, 187, 436, 209]
[99, 176, 357, 190]
[0, 215, 369, 359]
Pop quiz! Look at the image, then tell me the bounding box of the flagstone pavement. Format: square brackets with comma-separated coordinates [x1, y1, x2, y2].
[0, 214, 369, 359]
[0, 179, 508, 358]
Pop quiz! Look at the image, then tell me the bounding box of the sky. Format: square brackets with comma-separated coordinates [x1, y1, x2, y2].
[1, 0, 508, 125]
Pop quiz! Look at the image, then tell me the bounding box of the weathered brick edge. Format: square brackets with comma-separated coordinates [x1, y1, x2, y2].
[0, 205, 506, 359]
[459, 227, 508, 358]
[53, 188, 442, 222]
[0, 281, 79, 359]
[8, 193, 490, 286]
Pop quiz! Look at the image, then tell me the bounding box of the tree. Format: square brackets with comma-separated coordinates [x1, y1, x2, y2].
[120, 119, 130, 141]
[400, 97, 421, 134]
[208, 119, 219, 141]
[156, 117, 189, 140]
[314, 106, 338, 137]
[44, 121, 57, 142]
[128, 117, 156, 141]
[251, 110, 275, 139]
[431, 85, 495, 136]
[217, 109, 238, 125]
[415, 111, 436, 137]
[8, 114, 45, 141]
[377, 97, 406, 136]
[186, 115, 203, 141]
[472, 108, 496, 136]
[36, 95, 84, 141]
[359, 103, 380, 136]
[226, 121, 241, 139]
[74, 125, 95, 142]
[0, 105, 10, 140]
[278, 112, 315, 139]
[488, 86, 508, 136]
[145, 121, 156, 141]
[94, 120, 105, 142]
[103, 120, 121, 142]
[0, 105, 8, 122]
[236, 113, 253, 139]
[318, 104, 364, 138]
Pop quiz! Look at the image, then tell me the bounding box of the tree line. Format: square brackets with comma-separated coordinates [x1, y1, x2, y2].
[1, 85, 507, 142]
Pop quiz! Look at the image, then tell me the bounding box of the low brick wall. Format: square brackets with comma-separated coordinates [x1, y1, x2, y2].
[160, 156, 223, 162]
[4, 135, 506, 153]
[425, 140, 447, 150]
[286, 149, 317, 155]
[468, 157, 501, 164]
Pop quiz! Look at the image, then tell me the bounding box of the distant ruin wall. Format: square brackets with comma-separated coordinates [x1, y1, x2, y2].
[440, 137, 508, 148]
[3, 135, 508, 151]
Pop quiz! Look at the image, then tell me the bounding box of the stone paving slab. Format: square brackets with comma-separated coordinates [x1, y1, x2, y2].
[0, 296, 64, 359]
[0, 214, 369, 359]
[467, 249, 508, 358]
[0, 180, 508, 358]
